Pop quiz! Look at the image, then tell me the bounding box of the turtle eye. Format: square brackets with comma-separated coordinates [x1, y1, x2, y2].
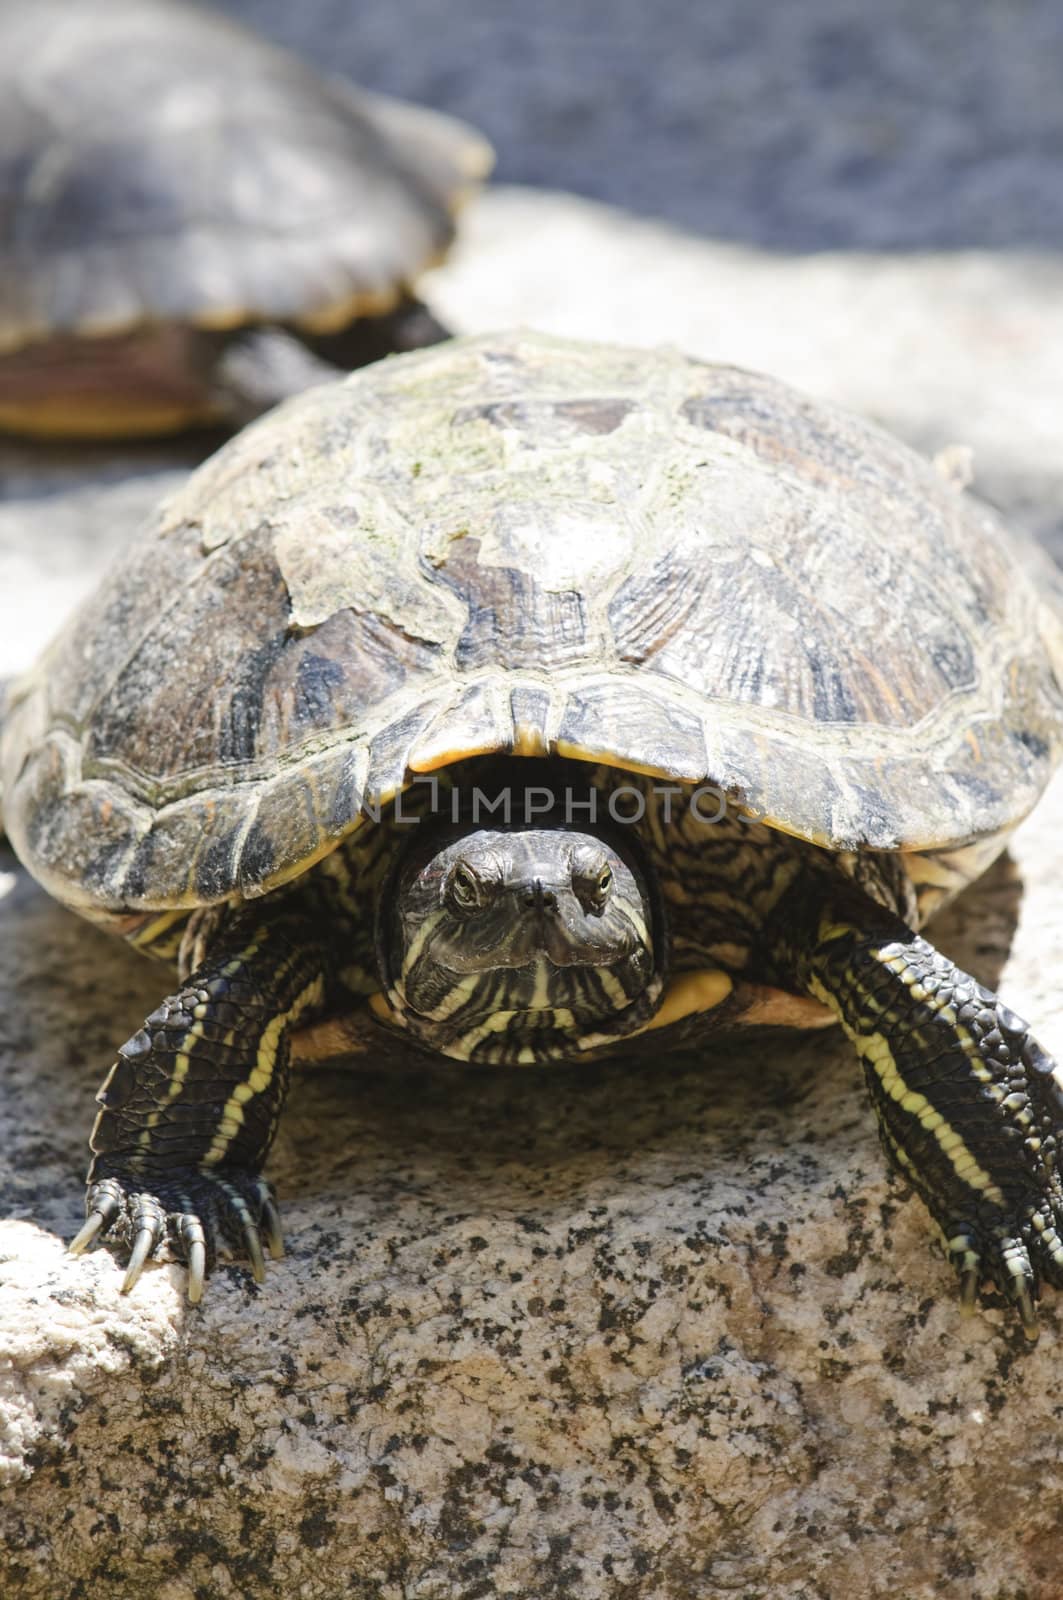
[446, 861, 486, 912]
[572, 849, 614, 913]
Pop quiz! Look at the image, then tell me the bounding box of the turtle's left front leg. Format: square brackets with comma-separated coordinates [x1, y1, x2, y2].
[774, 879, 1063, 1337]
[69, 906, 328, 1301]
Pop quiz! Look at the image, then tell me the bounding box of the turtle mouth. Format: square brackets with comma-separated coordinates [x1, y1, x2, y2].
[375, 966, 666, 1065]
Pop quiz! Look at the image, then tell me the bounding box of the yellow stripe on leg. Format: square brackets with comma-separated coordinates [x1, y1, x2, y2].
[122, 1019, 205, 1154]
[808, 973, 1006, 1209]
[201, 975, 325, 1168]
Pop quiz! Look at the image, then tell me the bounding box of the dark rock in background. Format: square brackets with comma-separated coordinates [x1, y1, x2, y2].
[222, 0, 1063, 250]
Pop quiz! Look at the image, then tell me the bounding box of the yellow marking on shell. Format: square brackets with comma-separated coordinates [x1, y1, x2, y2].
[202, 975, 325, 1168]
[512, 721, 549, 758]
[641, 970, 733, 1032]
[553, 738, 705, 784]
[368, 783, 403, 815]
[290, 281, 404, 335]
[408, 737, 500, 774]
[0, 398, 223, 440]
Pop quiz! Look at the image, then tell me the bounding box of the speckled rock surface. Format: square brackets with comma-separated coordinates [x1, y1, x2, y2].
[3, 782, 1063, 1598]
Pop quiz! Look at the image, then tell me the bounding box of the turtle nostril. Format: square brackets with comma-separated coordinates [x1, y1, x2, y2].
[522, 881, 558, 912]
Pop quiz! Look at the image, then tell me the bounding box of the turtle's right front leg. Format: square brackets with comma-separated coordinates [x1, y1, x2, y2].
[69, 909, 327, 1301]
[774, 877, 1063, 1336]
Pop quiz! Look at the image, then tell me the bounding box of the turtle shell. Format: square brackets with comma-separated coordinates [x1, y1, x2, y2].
[0, 0, 491, 354]
[5, 329, 1063, 926]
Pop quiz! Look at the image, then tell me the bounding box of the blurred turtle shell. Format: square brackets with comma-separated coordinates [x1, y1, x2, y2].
[0, 0, 492, 437]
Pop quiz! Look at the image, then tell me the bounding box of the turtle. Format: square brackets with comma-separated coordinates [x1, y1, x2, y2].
[4, 328, 1063, 1337]
[0, 0, 492, 439]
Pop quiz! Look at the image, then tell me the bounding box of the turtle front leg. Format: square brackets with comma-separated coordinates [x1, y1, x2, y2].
[776, 882, 1063, 1337]
[69, 909, 327, 1302]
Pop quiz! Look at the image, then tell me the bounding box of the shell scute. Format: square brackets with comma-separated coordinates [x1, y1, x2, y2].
[120, 791, 247, 908]
[556, 680, 709, 784]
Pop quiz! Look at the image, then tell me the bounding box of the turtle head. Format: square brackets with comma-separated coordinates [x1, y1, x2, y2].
[378, 821, 664, 1062]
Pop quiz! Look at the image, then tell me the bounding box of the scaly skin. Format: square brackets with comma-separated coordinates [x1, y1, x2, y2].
[779, 879, 1063, 1338]
[70, 908, 327, 1302]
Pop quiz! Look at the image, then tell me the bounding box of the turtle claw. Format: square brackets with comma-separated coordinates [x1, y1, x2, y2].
[212, 1174, 271, 1284]
[958, 1267, 980, 1316]
[264, 1205, 285, 1260]
[243, 1220, 267, 1284]
[175, 1212, 208, 1304]
[1016, 1290, 1040, 1343]
[69, 1208, 111, 1257]
[185, 1238, 207, 1304]
[997, 1236, 1042, 1341]
[947, 1227, 983, 1318]
[121, 1225, 159, 1294]
[120, 1194, 168, 1293]
[946, 1220, 1045, 1338]
[69, 1182, 123, 1256]
[254, 1181, 286, 1259]
[73, 1164, 282, 1300]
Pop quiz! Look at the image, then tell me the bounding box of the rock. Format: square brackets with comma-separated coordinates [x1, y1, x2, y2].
[0, 462, 192, 677]
[5, 189, 1063, 1596]
[222, 0, 1063, 254]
